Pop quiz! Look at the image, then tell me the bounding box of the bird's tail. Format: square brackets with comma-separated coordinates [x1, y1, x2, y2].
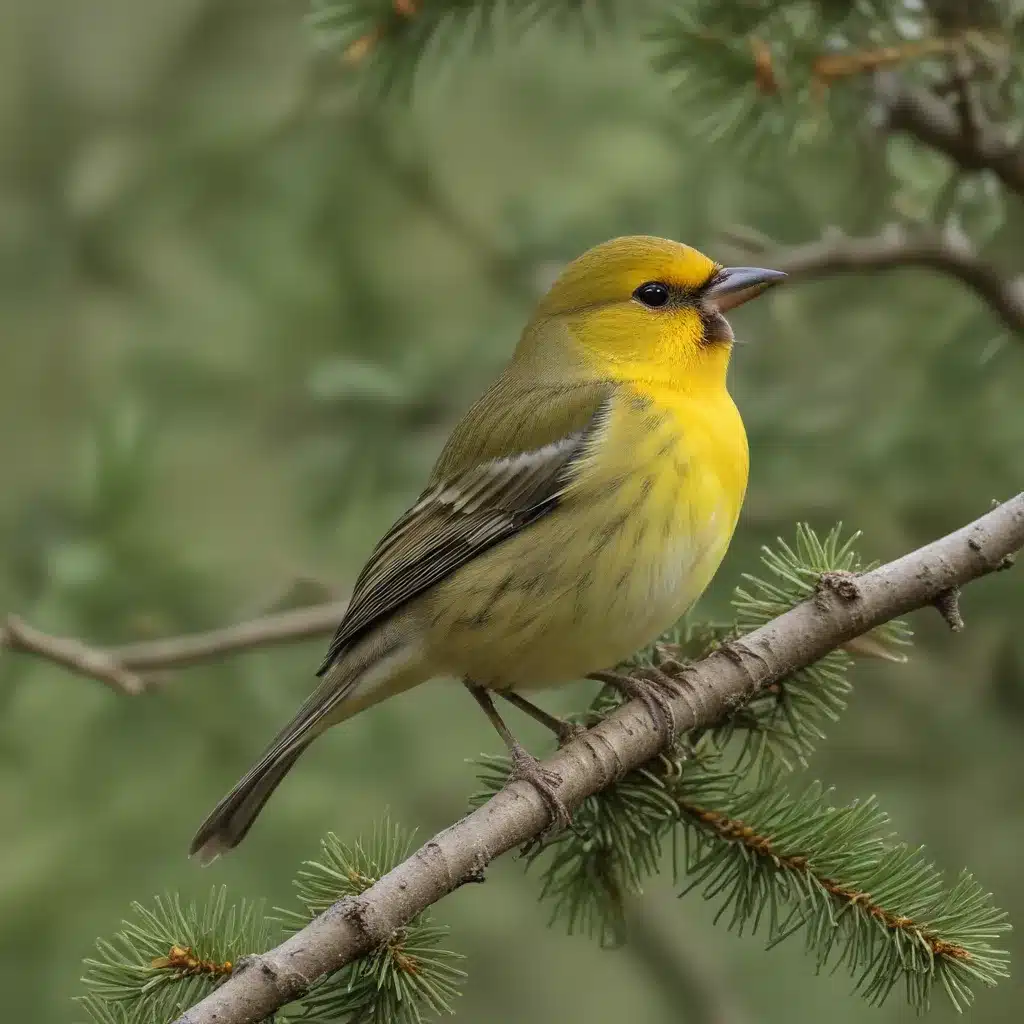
[189, 738, 311, 865]
[189, 624, 427, 864]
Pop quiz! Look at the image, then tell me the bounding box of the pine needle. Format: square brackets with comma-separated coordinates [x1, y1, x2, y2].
[276, 813, 466, 1023]
[77, 887, 272, 1024]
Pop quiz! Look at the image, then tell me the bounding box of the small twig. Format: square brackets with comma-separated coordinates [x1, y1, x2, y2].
[151, 945, 234, 977]
[679, 800, 971, 961]
[625, 898, 752, 1024]
[722, 223, 1024, 337]
[0, 601, 352, 691]
[812, 38, 957, 87]
[933, 587, 965, 631]
[111, 600, 350, 671]
[1, 616, 147, 696]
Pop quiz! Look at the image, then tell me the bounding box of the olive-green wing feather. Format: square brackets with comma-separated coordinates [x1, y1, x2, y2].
[317, 378, 611, 673]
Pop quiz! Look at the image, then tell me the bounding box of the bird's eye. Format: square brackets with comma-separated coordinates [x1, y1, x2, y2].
[633, 282, 670, 308]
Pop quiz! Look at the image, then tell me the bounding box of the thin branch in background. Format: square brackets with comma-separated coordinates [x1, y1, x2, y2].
[356, 117, 537, 301]
[624, 899, 752, 1024]
[877, 72, 1024, 198]
[1, 616, 148, 696]
[171, 494, 1024, 1024]
[721, 223, 1024, 337]
[0, 600, 350, 692]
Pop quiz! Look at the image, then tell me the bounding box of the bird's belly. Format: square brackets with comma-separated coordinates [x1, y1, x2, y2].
[420, 489, 732, 690]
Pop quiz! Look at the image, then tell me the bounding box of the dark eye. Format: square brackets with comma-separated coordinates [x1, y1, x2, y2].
[633, 281, 670, 308]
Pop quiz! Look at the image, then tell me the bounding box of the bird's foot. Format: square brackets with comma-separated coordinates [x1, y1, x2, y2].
[506, 742, 573, 840]
[591, 669, 679, 743]
[553, 719, 587, 747]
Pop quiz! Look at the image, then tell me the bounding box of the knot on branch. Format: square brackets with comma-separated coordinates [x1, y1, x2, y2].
[816, 570, 863, 603]
[933, 587, 965, 631]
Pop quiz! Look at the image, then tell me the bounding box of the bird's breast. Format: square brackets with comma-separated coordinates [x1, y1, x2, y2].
[422, 385, 748, 688]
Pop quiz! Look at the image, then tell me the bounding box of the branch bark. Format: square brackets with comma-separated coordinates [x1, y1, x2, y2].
[173, 493, 1024, 1024]
[723, 223, 1024, 337]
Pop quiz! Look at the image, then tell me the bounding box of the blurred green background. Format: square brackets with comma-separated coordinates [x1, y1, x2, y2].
[1, 1, 1022, 1022]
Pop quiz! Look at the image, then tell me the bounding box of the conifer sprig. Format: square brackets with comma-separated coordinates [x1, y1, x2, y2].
[633, 524, 910, 778]
[308, 0, 1022, 159]
[275, 815, 466, 1023]
[78, 821, 465, 1024]
[674, 779, 1011, 1011]
[720, 523, 911, 776]
[77, 888, 272, 1024]
[472, 744, 694, 948]
[306, 0, 619, 96]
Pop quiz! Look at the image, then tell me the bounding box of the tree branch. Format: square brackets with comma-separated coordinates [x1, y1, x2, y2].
[877, 73, 1024, 198]
[0, 616, 149, 696]
[0, 599, 350, 688]
[722, 223, 1024, 336]
[173, 493, 1024, 1024]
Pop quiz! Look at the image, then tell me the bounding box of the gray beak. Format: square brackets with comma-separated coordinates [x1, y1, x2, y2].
[705, 266, 786, 313]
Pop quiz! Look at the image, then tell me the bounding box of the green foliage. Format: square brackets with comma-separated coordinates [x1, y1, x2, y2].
[284, 815, 418, 918]
[675, 778, 1010, 1012]
[309, 1, 1024, 153]
[77, 821, 464, 1024]
[276, 816, 466, 1024]
[470, 524, 1008, 1012]
[78, 888, 272, 1024]
[473, 748, 686, 948]
[294, 921, 464, 1024]
[722, 523, 912, 777]
[632, 524, 911, 780]
[307, 0, 621, 98]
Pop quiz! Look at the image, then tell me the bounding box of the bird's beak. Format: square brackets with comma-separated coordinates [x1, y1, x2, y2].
[705, 266, 786, 313]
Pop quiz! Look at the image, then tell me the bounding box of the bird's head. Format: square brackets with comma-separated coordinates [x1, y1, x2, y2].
[527, 235, 784, 390]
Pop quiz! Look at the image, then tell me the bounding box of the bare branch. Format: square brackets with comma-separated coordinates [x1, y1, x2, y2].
[112, 600, 349, 671]
[1, 616, 148, 696]
[723, 223, 1024, 336]
[0, 600, 350, 689]
[173, 493, 1024, 1024]
[877, 73, 1024, 198]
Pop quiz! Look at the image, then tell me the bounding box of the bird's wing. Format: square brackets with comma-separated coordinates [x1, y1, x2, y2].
[318, 380, 611, 673]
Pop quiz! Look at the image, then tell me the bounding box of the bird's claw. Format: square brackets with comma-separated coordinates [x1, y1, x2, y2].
[507, 743, 575, 845]
[596, 669, 679, 742]
[554, 720, 588, 747]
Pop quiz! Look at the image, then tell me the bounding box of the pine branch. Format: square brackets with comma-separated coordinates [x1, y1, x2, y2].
[306, 0, 619, 97]
[79, 822, 465, 1024]
[674, 782, 1009, 1011]
[275, 817, 466, 1023]
[878, 72, 1024, 198]
[722, 223, 1024, 338]
[78, 888, 273, 1024]
[171, 494, 1024, 1024]
[715, 524, 910, 776]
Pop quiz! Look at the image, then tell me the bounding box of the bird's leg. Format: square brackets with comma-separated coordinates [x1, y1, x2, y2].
[497, 690, 586, 747]
[588, 669, 678, 743]
[464, 680, 572, 834]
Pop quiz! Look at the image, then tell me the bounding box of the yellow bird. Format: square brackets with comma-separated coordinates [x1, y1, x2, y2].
[190, 236, 783, 862]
